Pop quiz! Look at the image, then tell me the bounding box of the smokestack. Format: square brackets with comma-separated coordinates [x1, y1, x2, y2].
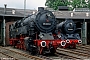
[38, 7, 44, 12]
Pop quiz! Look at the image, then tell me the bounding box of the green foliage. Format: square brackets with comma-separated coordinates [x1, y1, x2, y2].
[45, 0, 68, 10]
[45, 0, 90, 10]
[87, 1, 90, 9]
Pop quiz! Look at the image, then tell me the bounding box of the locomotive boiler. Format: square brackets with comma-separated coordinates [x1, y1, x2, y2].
[9, 7, 62, 55]
[57, 19, 82, 48]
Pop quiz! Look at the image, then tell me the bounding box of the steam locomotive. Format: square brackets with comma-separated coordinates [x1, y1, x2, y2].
[9, 7, 62, 55]
[57, 19, 82, 48]
[9, 7, 82, 55]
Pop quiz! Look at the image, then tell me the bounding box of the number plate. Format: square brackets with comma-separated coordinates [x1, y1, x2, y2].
[68, 29, 73, 30]
[43, 23, 51, 25]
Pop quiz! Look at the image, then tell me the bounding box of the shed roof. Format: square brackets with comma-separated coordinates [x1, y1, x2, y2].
[0, 7, 37, 17]
[54, 11, 90, 19]
[0, 7, 90, 19]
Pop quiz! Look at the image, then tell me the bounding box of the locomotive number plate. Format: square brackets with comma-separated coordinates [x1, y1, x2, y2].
[43, 23, 51, 25]
[68, 29, 73, 30]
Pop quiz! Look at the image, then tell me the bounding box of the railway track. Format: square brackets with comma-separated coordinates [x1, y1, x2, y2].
[74, 45, 90, 56]
[0, 45, 90, 60]
[69, 48, 90, 57]
[3, 46, 79, 60]
[3, 47, 81, 60]
[77, 47, 90, 53]
[76, 44, 90, 52]
[0, 46, 43, 60]
[49, 45, 90, 60]
[55, 52, 81, 59]
[1, 46, 56, 60]
[56, 48, 90, 59]
[77, 44, 90, 49]
[55, 45, 90, 60]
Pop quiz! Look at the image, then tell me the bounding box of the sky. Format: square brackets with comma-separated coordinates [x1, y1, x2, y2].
[0, 0, 46, 10]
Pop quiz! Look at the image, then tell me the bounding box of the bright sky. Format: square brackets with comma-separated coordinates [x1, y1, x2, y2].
[0, 0, 46, 10]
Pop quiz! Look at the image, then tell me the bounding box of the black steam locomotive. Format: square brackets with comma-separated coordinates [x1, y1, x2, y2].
[9, 7, 61, 55]
[57, 19, 82, 48]
[9, 7, 82, 55]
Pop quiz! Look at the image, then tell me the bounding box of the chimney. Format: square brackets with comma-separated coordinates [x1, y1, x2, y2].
[38, 7, 44, 12]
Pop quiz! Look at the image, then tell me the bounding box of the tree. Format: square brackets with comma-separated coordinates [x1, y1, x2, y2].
[45, 0, 90, 10]
[45, 0, 68, 10]
[70, 0, 90, 8]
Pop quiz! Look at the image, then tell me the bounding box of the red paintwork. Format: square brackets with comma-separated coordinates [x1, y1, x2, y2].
[10, 36, 63, 54]
[63, 39, 80, 48]
[34, 39, 61, 47]
[9, 35, 26, 50]
[9, 34, 81, 54]
[69, 39, 78, 44]
[34, 39, 62, 54]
